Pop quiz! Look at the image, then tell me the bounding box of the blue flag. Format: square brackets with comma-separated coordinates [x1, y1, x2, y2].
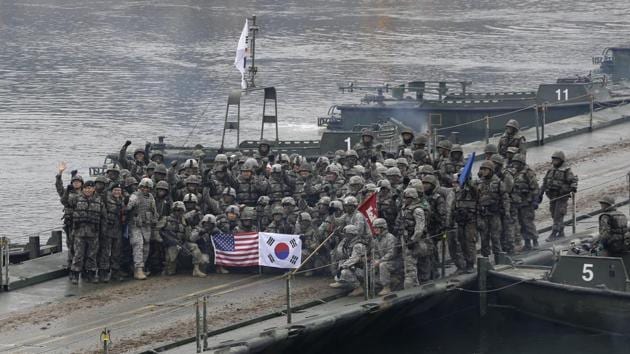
[458, 152, 476, 187]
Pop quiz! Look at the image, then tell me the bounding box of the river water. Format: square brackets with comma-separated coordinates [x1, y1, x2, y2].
[1, 0, 629, 238]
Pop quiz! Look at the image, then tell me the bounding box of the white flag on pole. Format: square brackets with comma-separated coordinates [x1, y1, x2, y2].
[234, 19, 249, 89]
[258, 233, 302, 269]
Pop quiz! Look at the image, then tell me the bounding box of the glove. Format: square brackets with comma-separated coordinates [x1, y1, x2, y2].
[328, 206, 336, 215]
[171, 160, 178, 168]
[370, 156, 377, 163]
[145, 142, 151, 149]
[571, 187, 577, 193]
[403, 176, 410, 186]
[124, 196, 130, 205]
[71, 169, 78, 177]
[124, 140, 132, 147]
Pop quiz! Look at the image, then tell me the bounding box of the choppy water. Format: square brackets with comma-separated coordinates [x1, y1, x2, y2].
[1, 0, 629, 239]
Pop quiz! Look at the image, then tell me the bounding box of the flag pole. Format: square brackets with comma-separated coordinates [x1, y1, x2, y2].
[290, 227, 339, 275]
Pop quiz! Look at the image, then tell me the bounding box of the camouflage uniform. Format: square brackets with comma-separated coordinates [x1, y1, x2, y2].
[99, 192, 125, 277]
[332, 225, 368, 293]
[477, 161, 509, 258]
[68, 190, 106, 280]
[299, 213, 328, 274]
[56, 173, 82, 269]
[454, 180, 478, 272]
[541, 151, 578, 240]
[598, 197, 628, 257]
[119, 142, 147, 181]
[127, 188, 158, 271]
[492, 155, 515, 253]
[511, 155, 539, 249]
[497, 119, 526, 158]
[373, 219, 401, 292]
[161, 209, 206, 276]
[376, 180, 398, 233]
[268, 164, 295, 204]
[233, 165, 269, 207]
[396, 188, 429, 288]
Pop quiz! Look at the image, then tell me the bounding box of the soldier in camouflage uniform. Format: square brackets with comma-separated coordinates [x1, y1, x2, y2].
[183, 193, 202, 228]
[373, 218, 401, 296]
[498, 119, 526, 158]
[294, 162, 321, 206]
[483, 143, 498, 161]
[256, 196, 272, 232]
[377, 180, 398, 233]
[315, 156, 330, 177]
[298, 212, 328, 276]
[106, 165, 122, 188]
[218, 205, 241, 234]
[191, 214, 221, 273]
[266, 205, 294, 234]
[342, 196, 372, 237]
[598, 196, 629, 257]
[232, 159, 269, 207]
[355, 129, 381, 165]
[491, 154, 516, 252]
[453, 173, 478, 273]
[119, 140, 147, 181]
[395, 188, 429, 288]
[268, 164, 295, 205]
[510, 154, 539, 250]
[329, 225, 369, 297]
[319, 165, 346, 199]
[152, 164, 168, 184]
[68, 180, 107, 284]
[397, 128, 415, 153]
[237, 208, 258, 232]
[438, 144, 465, 188]
[433, 139, 452, 170]
[55, 162, 83, 272]
[385, 167, 404, 197]
[476, 161, 509, 261]
[540, 151, 578, 241]
[99, 183, 125, 282]
[161, 201, 207, 277]
[126, 178, 158, 280]
[422, 175, 455, 277]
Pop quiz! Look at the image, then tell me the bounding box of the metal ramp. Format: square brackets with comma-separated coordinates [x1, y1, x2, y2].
[220, 90, 242, 149]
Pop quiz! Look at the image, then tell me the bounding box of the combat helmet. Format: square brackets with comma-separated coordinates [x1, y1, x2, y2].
[156, 180, 169, 191]
[183, 193, 198, 203]
[343, 196, 358, 206]
[172, 201, 186, 212]
[386, 167, 402, 177]
[490, 154, 504, 166]
[373, 218, 388, 229]
[241, 207, 256, 220]
[413, 134, 428, 146]
[154, 164, 168, 175]
[484, 144, 498, 154]
[551, 151, 566, 162]
[480, 160, 495, 171]
[281, 197, 296, 206]
[421, 175, 438, 187]
[71, 174, 84, 183]
[201, 214, 217, 225]
[139, 178, 154, 189]
[437, 140, 452, 151]
[598, 196, 615, 206]
[505, 119, 520, 130]
[225, 205, 240, 216]
[272, 205, 284, 216]
[214, 154, 228, 164]
[511, 154, 526, 164]
[343, 225, 359, 236]
[403, 187, 418, 199]
[185, 175, 200, 185]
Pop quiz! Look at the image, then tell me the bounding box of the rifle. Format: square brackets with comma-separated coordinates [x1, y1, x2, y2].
[160, 229, 192, 256]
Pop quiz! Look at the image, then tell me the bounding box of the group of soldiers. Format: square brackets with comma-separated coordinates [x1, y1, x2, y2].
[55, 119, 583, 296]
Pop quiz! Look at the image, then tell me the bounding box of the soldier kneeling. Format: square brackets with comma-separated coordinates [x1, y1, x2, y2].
[373, 218, 402, 296]
[160, 201, 208, 277]
[329, 225, 369, 297]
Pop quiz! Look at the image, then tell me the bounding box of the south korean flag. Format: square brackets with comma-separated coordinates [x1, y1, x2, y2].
[258, 233, 302, 269]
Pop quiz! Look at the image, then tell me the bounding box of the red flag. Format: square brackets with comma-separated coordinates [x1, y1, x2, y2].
[358, 192, 378, 235]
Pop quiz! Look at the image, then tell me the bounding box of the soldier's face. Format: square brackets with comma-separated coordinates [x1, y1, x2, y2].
[273, 214, 282, 221]
[140, 186, 150, 194]
[107, 171, 119, 180]
[375, 226, 386, 236]
[347, 157, 357, 165]
[552, 158, 562, 168]
[146, 169, 154, 177]
[153, 172, 166, 182]
[241, 171, 252, 179]
[484, 153, 494, 160]
[83, 186, 95, 197]
[506, 127, 516, 135]
[242, 219, 252, 227]
[299, 171, 310, 178]
[152, 155, 164, 164]
[186, 184, 197, 192]
[326, 173, 336, 182]
[135, 152, 145, 162]
[452, 152, 462, 160]
[157, 189, 168, 198]
[112, 188, 122, 198]
[301, 220, 311, 229]
[402, 133, 412, 142]
[362, 136, 372, 144]
[344, 205, 355, 214]
[479, 168, 491, 177]
[259, 144, 269, 153]
[72, 180, 83, 190]
[227, 212, 238, 221]
[95, 182, 105, 193]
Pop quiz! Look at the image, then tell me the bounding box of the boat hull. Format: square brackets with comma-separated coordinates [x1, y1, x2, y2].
[488, 269, 630, 336]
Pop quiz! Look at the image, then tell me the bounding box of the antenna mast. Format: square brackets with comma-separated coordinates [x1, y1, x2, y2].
[247, 15, 259, 89]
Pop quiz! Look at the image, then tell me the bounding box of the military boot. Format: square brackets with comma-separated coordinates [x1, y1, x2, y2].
[192, 264, 207, 278]
[348, 286, 365, 297]
[545, 230, 558, 242]
[163, 262, 177, 276]
[532, 238, 539, 249]
[557, 229, 566, 238]
[100, 269, 111, 283]
[377, 286, 392, 296]
[523, 239, 532, 251]
[134, 267, 147, 280]
[89, 271, 99, 284]
[216, 266, 229, 274]
[69, 271, 79, 285]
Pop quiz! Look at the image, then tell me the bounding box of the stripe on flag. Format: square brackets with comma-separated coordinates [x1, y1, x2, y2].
[211, 232, 259, 267]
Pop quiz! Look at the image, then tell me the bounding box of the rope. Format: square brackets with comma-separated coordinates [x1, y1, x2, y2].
[182, 99, 214, 147]
[452, 277, 535, 294]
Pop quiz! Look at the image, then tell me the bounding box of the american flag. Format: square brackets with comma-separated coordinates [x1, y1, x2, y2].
[211, 232, 259, 267]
